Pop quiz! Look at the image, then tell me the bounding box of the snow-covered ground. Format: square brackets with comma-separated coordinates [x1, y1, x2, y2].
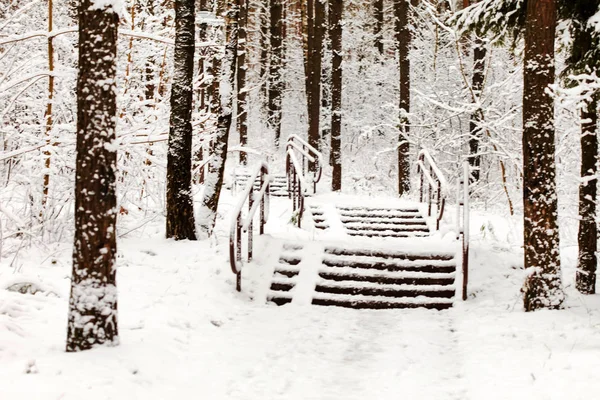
[2, 192, 600, 399]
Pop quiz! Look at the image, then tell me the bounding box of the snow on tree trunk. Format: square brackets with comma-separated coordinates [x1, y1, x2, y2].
[395, 0, 411, 196]
[198, 0, 239, 238]
[468, 38, 486, 182]
[268, 0, 283, 147]
[166, 0, 197, 241]
[521, 0, 564, 311]
[237, 0, 249, 164]
[576, 95, 598, 294]
[66, 0, 119, 352]
[374, 0, 384, 55]
[330, 0, 342, 191]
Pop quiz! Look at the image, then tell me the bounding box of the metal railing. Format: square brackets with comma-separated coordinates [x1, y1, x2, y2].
[285, 135, 323, 228]
[457, 161, 470, 301]
[417, 149, 448, 230]
[229, 161, 271, 292]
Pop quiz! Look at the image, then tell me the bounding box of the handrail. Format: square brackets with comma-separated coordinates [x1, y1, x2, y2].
[287, 134, 323, 187]
[417, 149, 448, 230]
[229, 161, 271, 292]
[285, 135, 324, 228]
[286, 149, 309, 228]
[457, 161, 470, 301]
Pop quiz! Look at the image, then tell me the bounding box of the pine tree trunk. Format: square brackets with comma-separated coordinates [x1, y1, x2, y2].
[374, 0, 384, 55]
[522, 0, 564, 311]
[468, 38, 486, 182]
[198, 0, 239, 237]
[395, 0, 411, 196]
[330, 0, 342, 191]
[576, 96, 598, 294]
[237, 0, 249, 163]
[307, 0, 324, 171]
[66, 0, 119, 352]
[166, 0, 197, 240]
[268, 0, 283, 147]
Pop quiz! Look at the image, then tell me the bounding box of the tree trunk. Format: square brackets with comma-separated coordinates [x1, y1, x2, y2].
[576, 96, 598, 294]
[66, 0, 119, 352]
[374, 0, 384, 55]
[307, 0, 324, 171]
[166, 0, 197, 240]
[268, 0, 283, 147]
[468, 38, 486, 182]
[198, 0, 239, 237]
[521, 0, 564, 311]
[237, 0, 249, 163]
[330, 0, 342, 191]
[41, 0, 54, 215]
[259, 0, 270, 106]
[395, 0, 411, 196]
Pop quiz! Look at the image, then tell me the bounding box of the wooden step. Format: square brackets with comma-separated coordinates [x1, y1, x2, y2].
[322, 257, 455, 274]
[340, 217, 427, 225]
[347, 231, 429, 238]
[315, 279, 455, 298]
[337, 206, 420, 213]
[344, 223, 429, 232]
[318, 270, 455, 286]
[324, 247, 455, 261]
[311, 294, 453, 310]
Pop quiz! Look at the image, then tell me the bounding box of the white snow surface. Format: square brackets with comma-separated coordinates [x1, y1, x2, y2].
[2, 192, 600, 399]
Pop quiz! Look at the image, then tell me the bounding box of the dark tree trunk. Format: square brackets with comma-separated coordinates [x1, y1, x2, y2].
[237, 0, 249, 164]
[395, 0, 411, 196]
[576, 96, 598, 294]
[468, 38, 487, 182]
[374, 0, 384, 54]
[330, 0, 342, 191]
[166, 0, 197, 241]
[268, 0, 283, 147]
[307, 0, 324, 171]
[66, 0, 119, 352]
[259, 0, 270, 105]
[521, 0, 564, 311]
[198, 0, 239, 237]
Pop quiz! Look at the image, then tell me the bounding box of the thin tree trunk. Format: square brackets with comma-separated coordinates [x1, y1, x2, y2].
[66, 0, 119, 352]
[468, 37, 486, 182]
[237, 0, 249, 163]
[307, 0, 324, 171]
[521, 0, 564, 311]
[395, 0, 411, 196]
[41, 0, 54, 214]
[268, 0, 283, 147]
[259, 0, 270, 105]
[374, 0, 384, 55]
[166, 0, 197, 240]
[330, 0, 342, 191]
[198, 0, 239, 237]
[576, 95, 598, 294]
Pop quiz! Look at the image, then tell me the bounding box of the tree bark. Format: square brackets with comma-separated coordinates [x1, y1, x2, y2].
[521, 0, 564, 311]
[66, 0, 119, 352]
[268, 0, 283, 147]
[198, 0, 239, 237]
[307, 0, 324, 171]
[395, 0, 411, 196]
[330, 0, 342, 191]
[41, 0, 54, 215]
[576, 96, 598, 294]
[374, 0, 384, 55]
[166, 0, 197, 240]
[468, 38, 486, 182]
[237, 0, 249, 163]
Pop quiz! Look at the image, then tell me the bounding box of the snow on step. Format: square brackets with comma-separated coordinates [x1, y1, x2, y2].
[265, 239, 458, 310]
[233, 171, 289, 197]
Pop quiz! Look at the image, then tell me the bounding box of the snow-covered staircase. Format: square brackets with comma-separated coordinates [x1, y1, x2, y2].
[233, 170, 288, 197]
[266, 242, 457, 310]
[308, 204, 430, 238]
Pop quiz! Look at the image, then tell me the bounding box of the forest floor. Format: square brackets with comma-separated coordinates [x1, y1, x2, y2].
[1, 192, 600, 399]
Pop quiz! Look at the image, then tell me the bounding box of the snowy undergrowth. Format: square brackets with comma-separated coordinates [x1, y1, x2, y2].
[1, 194, 600, 399]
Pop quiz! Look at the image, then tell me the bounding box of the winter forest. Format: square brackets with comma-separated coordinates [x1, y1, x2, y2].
[1, 0, 600, 397]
